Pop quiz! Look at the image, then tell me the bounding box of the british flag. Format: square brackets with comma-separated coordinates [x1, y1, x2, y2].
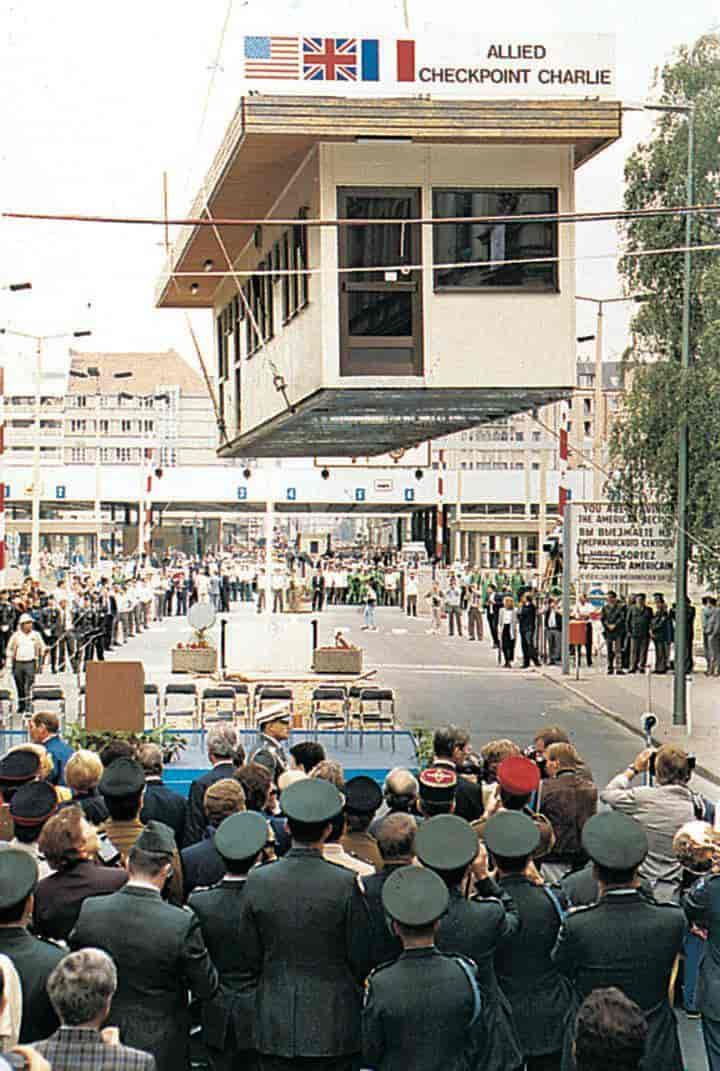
[303, 37, 358, 81]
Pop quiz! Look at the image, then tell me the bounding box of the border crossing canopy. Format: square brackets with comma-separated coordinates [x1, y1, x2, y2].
[573, 502, 674, 587]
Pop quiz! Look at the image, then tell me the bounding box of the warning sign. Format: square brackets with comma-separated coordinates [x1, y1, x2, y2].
[573, 502, 674, 585]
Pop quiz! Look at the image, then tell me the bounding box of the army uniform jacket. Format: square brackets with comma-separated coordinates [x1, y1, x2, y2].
[236, 845, 370, 1059]
[552, 889, 684, 1071]
[0, 926, 64, 1043]
[362, 945, 483, 1071]
[435, 884, 523, 1071]
[683, 872, 720, 1020]
[188, 877, 257, 1054]
[69, 883, 218, 1071]
[495, 875, 573, 1057]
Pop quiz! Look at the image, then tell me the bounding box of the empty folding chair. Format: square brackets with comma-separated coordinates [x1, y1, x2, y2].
[144, 684, 161, 730]
[358, 687, 397, 751]
[255, 685, 294, 718]
[225, 682, 251, 727]
[30, 685, 66, 729]
[163, 682, 199, 727]
[200, 686, 237, 732]
[311, 686, 348, 741]
[0, 689, 14, 729]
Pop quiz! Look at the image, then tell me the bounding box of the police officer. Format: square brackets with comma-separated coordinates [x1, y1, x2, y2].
[39, 595, 62, 674]
[415, 814, 523, 1071]
[362, 865, 484, 1071]
[488, 811, 573, 1071]
[0, 848, 64, 1042]
[237, 778, 369, 1070]
[190, 811, 269, 1071]
[0, 590, 17, 668]
[88, 595, 106, 662]
[552, 811, 684, 1071]
[249, 704, 291, 782]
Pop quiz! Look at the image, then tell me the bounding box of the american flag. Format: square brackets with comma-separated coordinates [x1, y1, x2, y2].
[244, 36, 299, 79]
[303, 37, 357, 81]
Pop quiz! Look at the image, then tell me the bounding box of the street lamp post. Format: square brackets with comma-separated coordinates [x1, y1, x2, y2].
[626, 101, 695, 725]
[69, 366, 132, 567]
[0, 283, 33, 587]
[576, 294, 654, 501]
[0, 326, 91, 579]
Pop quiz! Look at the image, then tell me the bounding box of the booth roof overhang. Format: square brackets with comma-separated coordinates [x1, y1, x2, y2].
[155, 94, 622, 311]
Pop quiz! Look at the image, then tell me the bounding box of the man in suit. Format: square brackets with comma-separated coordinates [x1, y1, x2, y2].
[138, 743, 187, 846]
[69, 821, 218, 1071]
[552, 811, 684, 1071]
[181, 778, 246, 898]
[28, 710, 74, 787]
[489, 811, 574, 1071]
[627, 593, 653, 673]
[249, 704, 291, 784]
[429, 726, 483, 821]
[362, 865, 484, 1071]
[185, 724, 242, 847]
[237, 778, 370, 1070]
[189, 811, 268, 1071]
[0, 848, 64, 1043]
[415, 814, 523, 1071]
[38, 595, 62, 674]
[35, 948, 155, 1070]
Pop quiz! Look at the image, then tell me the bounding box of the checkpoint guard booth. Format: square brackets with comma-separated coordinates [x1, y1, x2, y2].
[156, 31, 621, 459]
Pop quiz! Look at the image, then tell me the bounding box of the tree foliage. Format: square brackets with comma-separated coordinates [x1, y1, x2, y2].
[609, 33, 720, 583]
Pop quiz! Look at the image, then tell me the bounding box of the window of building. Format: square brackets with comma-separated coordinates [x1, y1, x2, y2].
[40, 419, 62, 430]
[70, 419, 86, 433]
[578, 373, 594, 388]
[532, 431, 541, 442]
[531, 461, 540, 470]
[9, 396, 33, 406]
[515, 431, 524, 442]
[432, 188, 558, 291]
[160, 446, 177, 467]
[99, 419, 109, 434]
[121, 419, 132, 433]
[11, 419, 33, 429]
[583, 398, 592, 415]
[70, 447, 86, 462]
[115, 447, 132, 463]
[584, 421, 592, 436]
[143, 420, 154, 434]
[282, 222, 309, 323]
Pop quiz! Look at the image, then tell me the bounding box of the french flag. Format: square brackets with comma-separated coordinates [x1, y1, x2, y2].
[397, 39, 415, 82]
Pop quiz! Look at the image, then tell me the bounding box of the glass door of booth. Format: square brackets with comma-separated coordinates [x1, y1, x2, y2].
[338, 188, 423, 377]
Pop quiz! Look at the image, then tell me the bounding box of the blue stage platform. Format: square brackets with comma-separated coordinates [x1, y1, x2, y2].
[0, 729, 418, 800]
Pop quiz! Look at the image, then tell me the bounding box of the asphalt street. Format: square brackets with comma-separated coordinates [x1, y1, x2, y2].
[18, 599, 709, 1069]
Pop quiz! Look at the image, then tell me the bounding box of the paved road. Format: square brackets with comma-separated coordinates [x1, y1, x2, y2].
[13, 600, 709, 1069]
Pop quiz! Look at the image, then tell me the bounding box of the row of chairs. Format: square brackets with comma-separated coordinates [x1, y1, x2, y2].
[0, 680, 398, 750]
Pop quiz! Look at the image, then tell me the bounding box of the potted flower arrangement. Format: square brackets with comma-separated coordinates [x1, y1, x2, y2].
[171, 622, 218, 674]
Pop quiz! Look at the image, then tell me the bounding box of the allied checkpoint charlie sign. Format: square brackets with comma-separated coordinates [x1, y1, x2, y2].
[240, 32, 616, 98]
[573, 503, 675, 587]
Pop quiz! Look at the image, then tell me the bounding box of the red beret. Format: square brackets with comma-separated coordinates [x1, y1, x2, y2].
[497, 756, 540, 797]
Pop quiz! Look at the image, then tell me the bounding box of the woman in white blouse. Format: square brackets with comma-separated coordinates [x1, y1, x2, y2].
[498, 595, 518, 668]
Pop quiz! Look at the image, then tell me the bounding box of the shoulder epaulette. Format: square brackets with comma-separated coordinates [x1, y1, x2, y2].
[565, 902, 599, 918]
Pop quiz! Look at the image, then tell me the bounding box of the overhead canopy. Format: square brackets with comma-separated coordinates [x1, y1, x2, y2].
[216, 385, 569, 458]
[156, 95, 622, 310]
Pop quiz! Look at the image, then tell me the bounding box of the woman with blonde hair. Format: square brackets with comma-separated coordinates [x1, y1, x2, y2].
[62, 749, 108, 825]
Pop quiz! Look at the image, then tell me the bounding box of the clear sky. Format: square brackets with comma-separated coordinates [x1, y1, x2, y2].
[1, 0, 717, 386]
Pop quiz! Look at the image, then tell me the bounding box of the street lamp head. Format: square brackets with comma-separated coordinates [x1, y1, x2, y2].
[8, 283, 32, 292]
[633, 293, 655, 303]
[113, 371, 133, 379]
[68, 370, 88, 379]
[72, 330, 92, 338]
[577, 335, 596, 343]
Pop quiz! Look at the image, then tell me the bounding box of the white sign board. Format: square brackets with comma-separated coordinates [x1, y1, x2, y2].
[573, 502, 675, 586]
[240, 32, 616, 99]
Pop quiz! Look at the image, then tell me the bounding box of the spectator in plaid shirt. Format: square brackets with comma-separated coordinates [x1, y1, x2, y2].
[34, 948, 155, 1071]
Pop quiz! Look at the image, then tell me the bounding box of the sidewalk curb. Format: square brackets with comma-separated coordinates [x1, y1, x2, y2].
[538, 671, 720, 789]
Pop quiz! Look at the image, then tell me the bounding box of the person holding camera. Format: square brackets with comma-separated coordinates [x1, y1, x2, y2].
[430, 726, 484, 821]
[600, 744, 708, 904]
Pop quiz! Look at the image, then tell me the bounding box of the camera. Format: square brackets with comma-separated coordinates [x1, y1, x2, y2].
[640, 712, 657, 739]
[456, 753, 485, 781]
[523, 745, 548, 775]
[96, 832, 122, 867]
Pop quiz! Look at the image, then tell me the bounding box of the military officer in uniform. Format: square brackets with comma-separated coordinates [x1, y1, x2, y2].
[0, 848, 64, 1042]
[362, 865, 484, 1071]
[39, 595, 62, 674]
[70, 820, 218, 1071]
[237, 778, 370, 1070]
[415, 814, 523, 1071]
[488, 811, 574, 1071]
[341, 775, 383, 871]
[0, 590, 17, 669]
[552, 811, 684, 1071]
[682, 850, 720, 1070]
[190, 811, 269, 1071]
[249, 703, 291, 783]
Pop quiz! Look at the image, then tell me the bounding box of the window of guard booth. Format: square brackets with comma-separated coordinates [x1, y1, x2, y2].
[432, 188, 558, 292]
